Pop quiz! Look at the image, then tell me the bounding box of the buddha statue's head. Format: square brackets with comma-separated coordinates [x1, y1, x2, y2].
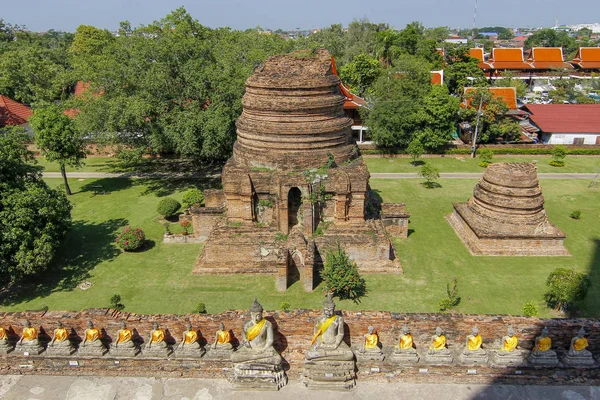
[153, 322, 159, 330]
[402, 325, 410, 335]
[435, 327, 443, 336]
[87, 320, 94, 329]
[250, 298, 264, 323]
[57, 321, 63, 329]
[24, 320, 31, 328]
[541, 327, 549, 337]
[472, 326, 479, 335]
[367, 326, 374, 334]
[507, 326, 515, 337]
[219, 322, 225, 330]
[578, 327, 586, 337]
[121, 321, 127, 329]
[323, 293, 335, 318]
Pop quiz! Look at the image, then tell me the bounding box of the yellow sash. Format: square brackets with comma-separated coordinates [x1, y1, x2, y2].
[400, 334, 413, 350]
[151, 330, 165, 344]
[432, 335, 446, 350]
[535, 337, 551, 352]
[311, 316, 336, 345]
[574, 337, 588, 351]
[184, 330, 197, 344]
[468, 334, 482, 351]
[503, 336, 518, 352]
[23, 327, 37, 341]
[0, 328, 7, 340]
[54, 328, 69, 342]
[217, 330, 231, 344]
[117, 329, 132, 344]
[365, 333, 379, 349]
[86, 328, 100, 342]
[246, 319, 266, 342]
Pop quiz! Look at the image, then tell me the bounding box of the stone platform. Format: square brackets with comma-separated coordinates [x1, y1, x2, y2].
[302, 360, 356, 390]
[230, 363, 287, 390]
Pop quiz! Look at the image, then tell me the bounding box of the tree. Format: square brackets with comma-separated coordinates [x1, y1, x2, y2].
[322, 244, 367, 303]
[338, 54, 382, 96]
[0, 128, 72, 284]
[444, 45, 487, 95]
[525, 29, 577, 58]
[407, 138, 424, 165]
[544, 268, 590, 312]
[494, 71, 528, 98]
[415, 84, 460, 151]
[30, 105, 86, 195]
[419, 162, 440, 188]
[550, 145, 567, 167]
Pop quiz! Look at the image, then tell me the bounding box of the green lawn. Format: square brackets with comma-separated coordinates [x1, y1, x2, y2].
[35, 156, 118, 173]
[365, 155, 600, 173]
[1, 177, 598, 317]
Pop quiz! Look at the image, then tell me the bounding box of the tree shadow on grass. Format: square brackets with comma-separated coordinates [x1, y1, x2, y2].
[79, 178, 133, 195]
[410, 160, 426, 166]
[421, 181, 442, 189]
[135, 172, 222, 197]
[0, 218, 128, 307]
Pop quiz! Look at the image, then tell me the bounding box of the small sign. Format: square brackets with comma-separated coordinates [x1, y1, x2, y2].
[69, 361, 79, 366]
[515, 370, 522, 375]
[19, 364, 33, 369]
[325, 373, 334, 378]
[23, 352, 30, 356]
[114, 360, 120, 365]
[370, 367, 380, 373]
[467, 369, 477, 375]
[419, 368, 428, 374]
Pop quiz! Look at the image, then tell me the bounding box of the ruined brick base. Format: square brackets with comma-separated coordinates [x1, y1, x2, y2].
[302, 360, 356, 390]
[229, 362, 287, 390]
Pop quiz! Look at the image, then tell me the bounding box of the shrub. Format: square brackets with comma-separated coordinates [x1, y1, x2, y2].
[544, 268, 590, 311]
[180, 219, 192, 235]
[478, 148, 494, 167]
[110, 294, 125, 311]
[569, 210, 581, 220]
[115, 147, 145, 169]
[280, 301, 291, 312]
[522, 302, 539, 317]
[407, 139, 424, 165]
[115, 226, 145, 251]
[163, 221, 171, 234]
[549, 145, 567, 167]
[322, 244, 367, 303]
[419, 162, 440, 188]
[182, 188, 204, 209]
[438, 278, 460, 312]
[194, 303, 207, 314]
[157, 197, 181, 217]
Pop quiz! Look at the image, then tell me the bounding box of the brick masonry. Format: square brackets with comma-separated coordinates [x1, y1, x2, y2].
[1, 309, 599, 384]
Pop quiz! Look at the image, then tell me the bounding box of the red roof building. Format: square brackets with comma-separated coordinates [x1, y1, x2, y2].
[463, 87, 518, 109]
[431, 70, 444, 85]
[525, 104, 600, 144]
[527, 47, 573, 69]
[0, 95, 32, 128]
[570, 47, 600, 70]
[468, 48, 493, 69]
[487, 48, 533, 70]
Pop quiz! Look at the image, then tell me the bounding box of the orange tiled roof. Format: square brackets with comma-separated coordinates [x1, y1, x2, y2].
[488, 48, 533, 70]
[527, 47, 573, 69]
[431, 70, 444, 85]
[463, 87, 518, 110]
[331, 57, 367, 109]
[570, 47, 600, 69]
[0, 95, 32, 127]
[468, 48, 493, 69]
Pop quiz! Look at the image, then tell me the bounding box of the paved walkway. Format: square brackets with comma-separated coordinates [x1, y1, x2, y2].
[43, 172, 598, 180]
[0, 375, 599, 400]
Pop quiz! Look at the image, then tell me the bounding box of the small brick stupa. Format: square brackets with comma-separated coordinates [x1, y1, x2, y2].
[192, 50, 409, 290]
[447, 162, 568, 256]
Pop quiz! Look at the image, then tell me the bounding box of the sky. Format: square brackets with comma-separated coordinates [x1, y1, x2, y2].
[2, 0, 599, 33]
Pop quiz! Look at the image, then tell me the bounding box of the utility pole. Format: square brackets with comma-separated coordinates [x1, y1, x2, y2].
[471, 96, 484, 158]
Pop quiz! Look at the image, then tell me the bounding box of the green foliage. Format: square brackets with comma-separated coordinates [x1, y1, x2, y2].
[114, 147, 145, 169]
[419, 162, 440, 188]
[115, 226, 146, 251]
[525, 29, 577, 58]
[313, 220, 332, 237]
[338, 54, 382, 96]
[478, 148, 494, 167]
[109, 294, 125, 311]
[407, 139, 424, 164]
[194, 303, 207, 314]
[550, 145, 567, 167]
[444, 45, 487, 95]
[181, 188, 204, 209]
[570, 210, 582, 220]
[163, 221, 171, 234]
[275, 232, 288, 241]
[522, 302, 539, 317]
[322, 244, 367, 303]
[280, 301, 291, 312]
[438, 278, 461, 312]
[179, 219, 192, 235]
[544, 268, 590, 311]
[258, 199, 273, 208]
[445, 147, 600, 156]
[156, 197, 181, 217]
[493, 71, 528, 98]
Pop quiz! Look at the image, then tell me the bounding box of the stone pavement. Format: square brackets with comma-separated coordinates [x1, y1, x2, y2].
[0, 375, 599, 400]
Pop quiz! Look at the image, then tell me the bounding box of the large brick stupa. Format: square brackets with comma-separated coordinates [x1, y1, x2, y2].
[192, 50, 409, 290]
[447, 162, 568, 256]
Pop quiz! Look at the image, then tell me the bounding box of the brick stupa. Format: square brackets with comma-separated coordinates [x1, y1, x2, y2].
[192, 50, 408, 290]
[447, 162, 568, 256]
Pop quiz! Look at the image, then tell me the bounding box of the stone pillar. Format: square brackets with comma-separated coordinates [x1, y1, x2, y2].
[303, 241, 316, 292]
[348, 191, 366, 221]
[276, 252, 289, 292]
[303, 202, 314, 236]
[334, 194, 349, 222]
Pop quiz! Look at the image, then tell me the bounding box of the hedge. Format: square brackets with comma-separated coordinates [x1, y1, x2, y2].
[361, 147, 600, 156]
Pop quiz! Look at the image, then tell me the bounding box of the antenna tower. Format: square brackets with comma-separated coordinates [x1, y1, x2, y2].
[471, 0, 478, 39]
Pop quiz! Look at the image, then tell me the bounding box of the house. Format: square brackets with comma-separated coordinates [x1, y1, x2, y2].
[524, 104, 600, 144]
[445, 34, 468, 44]
[0, 94, 32, 131]
[526, 47, 573, 70]
[331, 57, 369, 143]
[570, 47, 600, 70]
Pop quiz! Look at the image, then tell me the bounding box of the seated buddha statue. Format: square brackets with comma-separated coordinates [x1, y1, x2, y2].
[16, 320, 44, 354]
[81, 320, 103, 348]
[111, 321, 139, 356]
[230, 298, 282, 365]
[362, 326, 380, 352]
[305, 294, 354, 362]
[428, 327, 450, 355]
[178, 322, 200, 350]
[213, 322, 232, 350]
[498, 327, 519, 355]
[145, 322, 167, 350]
[396, 325, 416, 353]
[569, 328, 592, 357]
[532, 327, 556, 358]
[49, 321, 70, 347]
[0, 326, 14, 354]
[463, 326, 486, 355]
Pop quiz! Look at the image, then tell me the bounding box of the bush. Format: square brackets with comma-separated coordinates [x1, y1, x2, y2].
[280, 301, 291, 312]
[419, 162, 440, 188]
[407, 139, 424, 164]
[478, 148, 494, 167]
[180, 219, 192, 235]
[544, 268, 590, 311]
[522, 302, 539, 317]
[157, 197, 181, 217]
[570, 210, 582, 220]
[549, 159, 565, 167]
[194, 303, 207, 314]
[115, 147, 145, 169]
[438, 278, 460, 312]
[322, 244, 367, 303]
[550, 145, 567, 167]
[163, 221, 171, 234]
[115, 226, 145, 251]
[109, 294, 125, 311]
[182, 188, 204, 209]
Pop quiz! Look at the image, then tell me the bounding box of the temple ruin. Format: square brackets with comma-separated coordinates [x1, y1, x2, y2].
[192, 49, 408, 290]
[447, 162, 569, 256]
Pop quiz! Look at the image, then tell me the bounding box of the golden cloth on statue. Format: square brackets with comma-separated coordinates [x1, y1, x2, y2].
[0, 327, 7, 340]
[86, 328, 100, 342]
[54, 328, 68, 342]
[117, 328, 132, 344]
[217, 330, 231, 345]
[468, 334, 482, 351]
[22, 327, 37, 341]
[503, 336, 518, 352]
[364, 333, 379, 349]
[246, 318, 266, 342]
[430, 335, 446, 351]
[535, 337, 551, 352]
[400, 334, 413, 350]
[574, 337, 589, 352]
[183, 330, 198, 344]
[311, 315, 336, 345]
[150, 330, 165, 344]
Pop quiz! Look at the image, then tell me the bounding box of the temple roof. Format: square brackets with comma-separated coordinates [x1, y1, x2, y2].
[487, 48, 533, 70]
[463, 87, 518, 110]
[527, 47, 573, 69]
[570, 47, 600, 69]
[0, 95, 32, 127]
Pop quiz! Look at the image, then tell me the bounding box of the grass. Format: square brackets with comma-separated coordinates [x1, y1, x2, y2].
[1, 177, 598, 318]
[365, 155, 600, 174]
